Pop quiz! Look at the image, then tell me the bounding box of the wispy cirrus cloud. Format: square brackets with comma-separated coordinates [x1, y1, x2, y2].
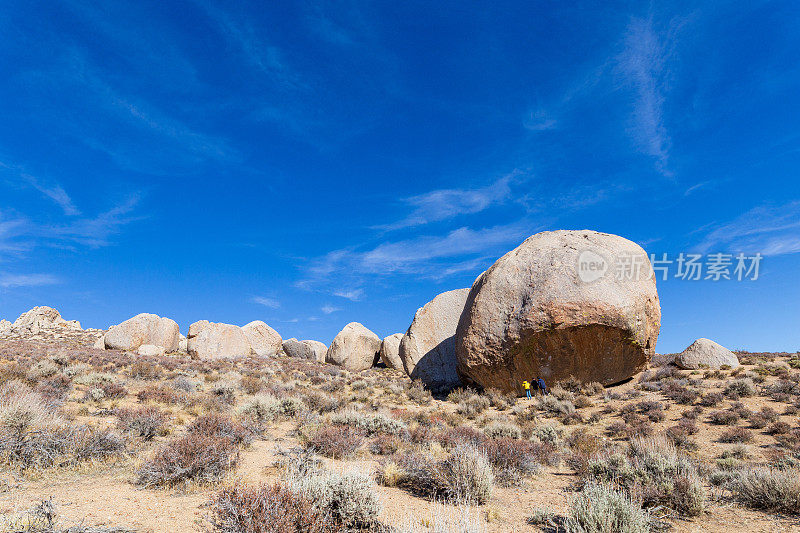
[0, 161, 80, 216]
[696, 201, 800, 256]
[301, 221, 532, 292]
[618, 16, 673, 177]
[333, 288, 364, 301]
[0, 272, 59, 288]
[376, 174, 517, 232]
[252, 296, 280, 308]
[321, 304, 340, 314]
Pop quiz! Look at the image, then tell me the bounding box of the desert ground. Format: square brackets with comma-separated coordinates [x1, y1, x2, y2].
[2, 325, 800, 532]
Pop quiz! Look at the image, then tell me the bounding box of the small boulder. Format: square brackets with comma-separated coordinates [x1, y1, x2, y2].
[138, 344, 165, 357]
[13, 306, 81, 334]
[242, 321, 282, 357]
[178, 334, 188, 352]
[104, 313, 180, 352]
[379, 333, 404, 370]
[187, 320, 251, 359]
[675, 338, 739, 370]
[93, 336, 105, 349]
[326, 322, 381, 372]
[0, 319, 12, 336]
[283, 338, 327, 362]
[400, 289, 470, 390]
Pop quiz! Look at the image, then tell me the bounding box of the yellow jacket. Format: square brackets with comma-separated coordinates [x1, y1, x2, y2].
[522, 381, 530, 390]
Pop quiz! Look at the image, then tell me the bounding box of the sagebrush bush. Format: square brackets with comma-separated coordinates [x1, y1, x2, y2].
[586, 436, 705, 516]
[329, 410, 407, 437]
[483, 421, 522, 440]
[136, 414, 249, 487]
[207, 482, 340, 533]
[308, 425, 363, 458]
[725, 378, 756, 398]
[386, 445, 493, 504]
[115, 406, 167, 440]
[0, 382, 127, 469]
[720, 427, 752, 443]
[289, 470, 381, 529]
[730, 467, 800, 514]
[536, 395, 575, 416]
[564, 482, 650, 533]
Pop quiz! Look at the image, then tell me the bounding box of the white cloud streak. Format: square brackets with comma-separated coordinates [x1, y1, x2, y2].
[376, 174, 515, 231]
[696, 201, 800, 256]
[252, 296, 280, 308]
[0, 272, 59, 288]
[619, 17, 672, 177]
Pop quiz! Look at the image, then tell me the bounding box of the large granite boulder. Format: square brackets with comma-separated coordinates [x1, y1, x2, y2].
[104, 313, 180, 352]
[242, 321, 282, 357]
[13, 306, 81, 334]
[400, 289, 469, 389]
[456, 230, 661, 393]
[675, 338, 739, 369]
[283, 338, 327, 362]
[326, 322, 381, 372]
[379, 333, 404, 370]
[187, 320, 251, 359]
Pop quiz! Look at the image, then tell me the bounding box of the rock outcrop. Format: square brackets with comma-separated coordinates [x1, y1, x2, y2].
[379, 333, 404, 370]
[283, 338, 327, 362]
[187, 320, 251, 359]
[13, 306, 81, 334]
[178, 334, 188, 352]
[242, 321, 282, 357]
[104, 313, 180, 352]
[456, 230, 661, 393]
[675, 338, 739, 369]
[326, 322, 381, 372]
[400, 289, 469, 390]
[0, 319, 12, 336]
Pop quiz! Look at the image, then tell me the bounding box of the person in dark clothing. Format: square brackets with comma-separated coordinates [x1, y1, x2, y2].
[537, 377, 547, 395]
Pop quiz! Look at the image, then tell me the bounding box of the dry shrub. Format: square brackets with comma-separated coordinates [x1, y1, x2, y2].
[483, 438, 543, 485]
[302, 390, 339, 414]
[287, 470, 381, 529]
[329, 410, 407, 437]
[483, 387, 517, 410]
[136, 414, 250, 487]
[564, 482, 649, 533]
[129, 361, 163, 380]
[456, 395, 491, 418]
[137, 384, 180, 404]
[239, 375, 264, 395]
[406, 380, 432, 405]
[0, 382, 127, 469]
[207, 482, 341, 533]
[720, 427, 752, 443]
[115, 406, 168, 440]
[709, 410, 739, 425]
[483, 421, 522, 440]
[725, 378, 756, 399]
[766, 421, 792, 435]
[369, 434, 401, 455]
[136, 432, 240, 487]
[308, 426, 363, 458]
[730, 467, 800, 514]
[586, 436, 705, 517]
[385, 445, 494, 503]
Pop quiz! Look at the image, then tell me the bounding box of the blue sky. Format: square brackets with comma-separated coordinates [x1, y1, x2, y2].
[1, 1, 798, 353]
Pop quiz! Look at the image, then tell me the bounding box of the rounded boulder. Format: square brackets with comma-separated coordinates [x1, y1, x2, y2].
[456, 230, 661, 393]
[326, 322, 380, 372]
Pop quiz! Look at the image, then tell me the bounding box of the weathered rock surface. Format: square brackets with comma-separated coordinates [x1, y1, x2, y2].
[187, 320, 251, 359]
[138, 344, 165, 357]
[13, 306, 81, 334]
[675, 338, 739, 369]
[242, 321, 282, 357]
[283, 338, 327, 362]
[178, 334, 188, 352]
[104, 313, 180, 352]
[400, 289, 469, 389]
[379, 333, 404, 370]
[456, 230, 661, 393]
[93, 336, 106, 349]
[0, 320, 12, 336]
[326, 322, 381, 372]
